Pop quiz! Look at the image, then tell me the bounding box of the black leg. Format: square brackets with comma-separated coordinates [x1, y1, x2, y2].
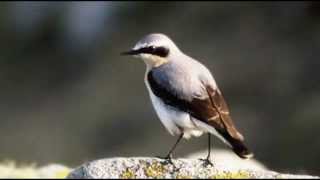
[157, 133, 184, 164]
[200, 133, 213, 167]
[207, 133, 211, 160]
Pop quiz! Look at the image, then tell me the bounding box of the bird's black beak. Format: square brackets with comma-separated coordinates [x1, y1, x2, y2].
[120, 49, 140, 56]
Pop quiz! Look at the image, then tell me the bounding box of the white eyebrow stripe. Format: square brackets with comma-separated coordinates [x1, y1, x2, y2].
[133, 43, 149, 50]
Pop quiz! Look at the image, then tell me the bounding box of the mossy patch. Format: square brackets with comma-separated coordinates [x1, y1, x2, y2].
[143, 161, 167, 178]
[176, 174, 193, 179]
[120, 168, 136, 179]
[211, 170, 251, 179]
[53, 168, 71, 179]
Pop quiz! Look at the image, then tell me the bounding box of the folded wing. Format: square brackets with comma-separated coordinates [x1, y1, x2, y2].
[147, 69, 253, 159]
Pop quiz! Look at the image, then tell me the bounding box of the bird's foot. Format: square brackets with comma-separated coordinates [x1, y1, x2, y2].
[199, 158, 214, 167]
[156, 154, 182, 172]
[156, 154, 174, 165]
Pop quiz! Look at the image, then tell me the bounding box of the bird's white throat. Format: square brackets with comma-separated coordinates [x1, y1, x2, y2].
[139, 54, 169, 70]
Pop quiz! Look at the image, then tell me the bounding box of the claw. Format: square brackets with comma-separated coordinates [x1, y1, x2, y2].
[156, 154, 174, 165]
[155, 154, 180, 170]
[162, 158, 174, 165]
[199, 158, 214, 167]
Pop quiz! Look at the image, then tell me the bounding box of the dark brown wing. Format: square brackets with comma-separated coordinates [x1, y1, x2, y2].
[203, 85, 244, 141]
[147, 70, 241, 139]
[189, 86, 253, 158]
[147, 69, 253, 158]
[187, 84, 253, 159]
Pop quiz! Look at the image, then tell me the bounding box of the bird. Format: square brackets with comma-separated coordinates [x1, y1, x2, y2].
[121, 33, 253, 166]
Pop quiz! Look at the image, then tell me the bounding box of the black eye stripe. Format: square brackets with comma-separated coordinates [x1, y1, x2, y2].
[139, 46, 169, 57]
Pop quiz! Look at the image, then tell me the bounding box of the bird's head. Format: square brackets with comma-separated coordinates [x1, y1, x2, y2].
[121, 33, 181, 68]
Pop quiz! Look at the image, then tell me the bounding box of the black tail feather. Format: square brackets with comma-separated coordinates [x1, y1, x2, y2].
[216, 129, 254, 159]
[229, 138, 254, 159]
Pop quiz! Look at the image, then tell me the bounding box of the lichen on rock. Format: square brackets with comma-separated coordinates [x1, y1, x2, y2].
[66, 157, 319, 179]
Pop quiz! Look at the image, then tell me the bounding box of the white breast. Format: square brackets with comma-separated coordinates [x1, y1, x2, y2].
[144, 72, 204, 139]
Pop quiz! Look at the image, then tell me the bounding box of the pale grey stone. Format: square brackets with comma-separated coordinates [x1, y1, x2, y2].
[67, 157, 319, 179]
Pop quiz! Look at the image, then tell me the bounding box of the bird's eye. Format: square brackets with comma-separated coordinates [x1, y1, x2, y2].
[140, 46, 169, 57]
[149, 46, 156, 51]
[154, 47, 169, 57]
[145, 46, 156, 54]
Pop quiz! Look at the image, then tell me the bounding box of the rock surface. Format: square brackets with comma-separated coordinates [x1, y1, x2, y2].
[67, 157, 319, 179]
[184, 149, 268, 171]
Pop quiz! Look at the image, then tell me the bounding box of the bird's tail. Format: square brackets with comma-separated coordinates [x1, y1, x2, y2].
[217, 129, 254, 159]
[228, 136, 254, 159]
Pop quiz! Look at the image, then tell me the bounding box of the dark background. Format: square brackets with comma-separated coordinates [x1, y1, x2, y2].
[0, 2, 319, 176]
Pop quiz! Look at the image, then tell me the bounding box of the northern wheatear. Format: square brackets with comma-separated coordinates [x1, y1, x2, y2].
[121, 33, 253, 165]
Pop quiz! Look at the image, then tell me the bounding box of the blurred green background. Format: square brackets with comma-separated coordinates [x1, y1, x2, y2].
[0, 1, 319, 176]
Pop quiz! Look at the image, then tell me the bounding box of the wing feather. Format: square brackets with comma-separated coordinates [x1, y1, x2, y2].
[147, 69, 253, 158]
[204, 85, 244, 141]
[147, 69, 243, 141]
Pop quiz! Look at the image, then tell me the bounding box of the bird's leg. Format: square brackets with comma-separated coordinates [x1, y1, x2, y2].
[157, 133, 184, 165]
[199, 133, 214, 167]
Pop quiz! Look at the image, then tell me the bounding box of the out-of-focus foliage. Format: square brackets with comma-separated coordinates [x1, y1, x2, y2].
[0, 161, 71, 178]
[0, 1, 319, 176]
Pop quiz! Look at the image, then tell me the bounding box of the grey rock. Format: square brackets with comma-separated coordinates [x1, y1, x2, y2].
[185, 149, 268, 171]
[67, 157, 319, 179]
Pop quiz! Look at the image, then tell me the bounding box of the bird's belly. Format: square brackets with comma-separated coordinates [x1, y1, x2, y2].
[149, 91, 204, 139]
